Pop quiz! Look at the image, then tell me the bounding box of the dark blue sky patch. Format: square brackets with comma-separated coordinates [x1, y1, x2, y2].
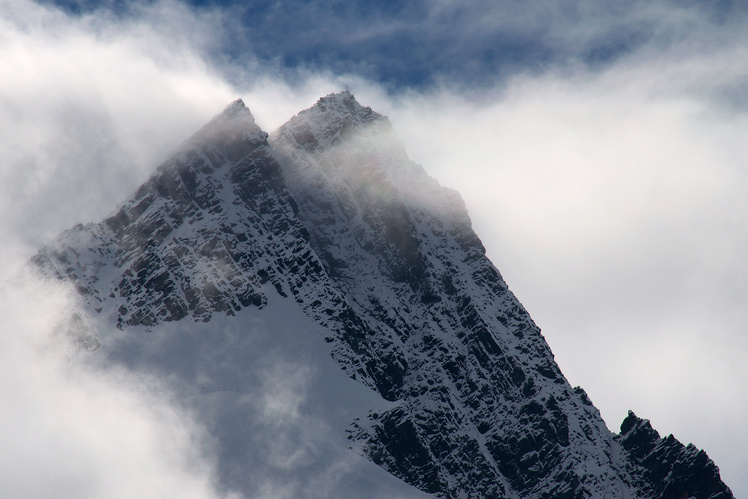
[33, 0, 740, 92]
[581, 24, 655, 66]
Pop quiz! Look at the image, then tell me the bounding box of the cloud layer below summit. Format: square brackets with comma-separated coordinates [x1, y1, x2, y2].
[2, 0, 748, 496]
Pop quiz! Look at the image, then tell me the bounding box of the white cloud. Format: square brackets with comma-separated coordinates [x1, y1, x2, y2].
[0, 274, 232, 499]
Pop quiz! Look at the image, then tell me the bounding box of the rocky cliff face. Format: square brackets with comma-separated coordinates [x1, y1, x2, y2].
[30, 92, 733, 498]
[617, 412, 732, 499]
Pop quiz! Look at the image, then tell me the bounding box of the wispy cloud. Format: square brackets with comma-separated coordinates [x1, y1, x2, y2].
[0, 274, 231, 499]
[0, 4, 236, 494]
[0, 0, 235, 278]
[153, 0, 748, 89]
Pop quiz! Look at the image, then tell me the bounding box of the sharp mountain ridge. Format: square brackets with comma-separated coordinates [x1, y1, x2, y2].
[29, 91, 733, 498]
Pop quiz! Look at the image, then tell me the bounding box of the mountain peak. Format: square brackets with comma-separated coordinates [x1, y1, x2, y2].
[207, 98, 253, 124]
[187, 97, 265, 150]
[275, 90, 387, 152]
[314, 90, 365, 112]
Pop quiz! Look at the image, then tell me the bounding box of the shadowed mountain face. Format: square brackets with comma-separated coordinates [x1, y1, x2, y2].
[30, 92, 733, 498]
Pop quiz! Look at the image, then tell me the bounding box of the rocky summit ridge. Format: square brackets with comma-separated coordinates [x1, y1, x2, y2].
[30, 91, 733, 498]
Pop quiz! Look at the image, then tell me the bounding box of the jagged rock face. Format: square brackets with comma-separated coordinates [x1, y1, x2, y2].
[30, 97, 392, 405]
[30, 92, 733, 498]
[32, 100, 301, 327]
[617, 412, 733, 499]
[270, 92, 633, 497]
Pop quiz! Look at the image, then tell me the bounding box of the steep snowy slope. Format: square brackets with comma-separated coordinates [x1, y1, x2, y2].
[29, 98, 428, 497]
[269, 93, 630, 497]
[29, 92, 733, 498]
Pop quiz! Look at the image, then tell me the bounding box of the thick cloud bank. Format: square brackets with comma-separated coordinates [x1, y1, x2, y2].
[2, 0, 748, 496]
[0, 274, 231, 499]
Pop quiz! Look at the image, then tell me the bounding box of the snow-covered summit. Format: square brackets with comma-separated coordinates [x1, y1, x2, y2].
[27, 93, 734, 498]
[185, 97, 266, 152]
[279, 91, 388, 152]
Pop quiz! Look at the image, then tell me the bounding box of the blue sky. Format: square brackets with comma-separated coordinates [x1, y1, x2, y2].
[1, 0, 748, 496]
[35, 0, 745, 90]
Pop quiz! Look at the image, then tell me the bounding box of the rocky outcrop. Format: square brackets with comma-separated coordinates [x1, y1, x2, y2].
[618, 411, 732, 499]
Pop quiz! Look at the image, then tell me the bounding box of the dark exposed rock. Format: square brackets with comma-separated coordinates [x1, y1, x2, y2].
[618, 411, 733, 499]
[28, 92, 734, 498]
